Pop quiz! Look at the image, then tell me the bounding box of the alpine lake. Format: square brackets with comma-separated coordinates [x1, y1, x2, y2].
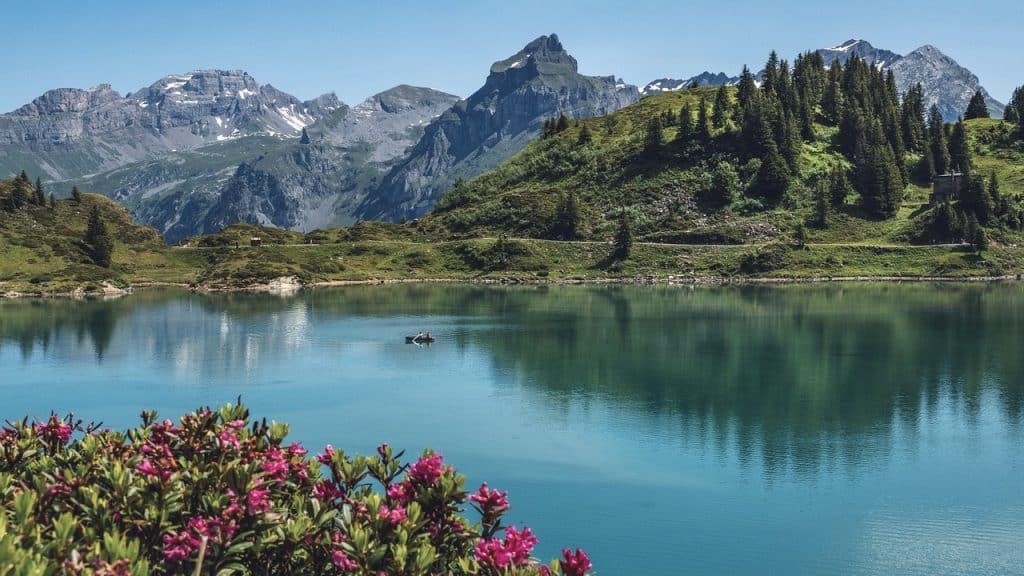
[2, 283, 1022, 575]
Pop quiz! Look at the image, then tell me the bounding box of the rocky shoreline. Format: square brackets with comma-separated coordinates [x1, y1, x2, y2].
[5, 273, 1023, 299]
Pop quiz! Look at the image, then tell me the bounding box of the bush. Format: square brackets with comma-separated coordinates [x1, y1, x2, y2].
[0, 404, 592, 576]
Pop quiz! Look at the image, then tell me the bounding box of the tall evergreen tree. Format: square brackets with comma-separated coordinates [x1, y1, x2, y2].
[697, 97, 712, 142]
[577, 124, 593, 146]
[948, 118, 971, 173]
[84, 206, 114, 268]
[814, 179, 829, 227]
[736, 66, 757, 112]
[556, 114, 570, 132]
[900, 84, 927, 153]
[34, 177, 45, 206]
[828, 165, 851, 208]
[1008, 86, 1024, 130]
[614, 210, 633, 260]
[964, 90, 990, 119]
[299, 127, 311, 144]
[928, 105, 951, 175]
[552, 191, 580, 240]
[643, 116, 663, 156]
[72, 186, 82, 204]
[712, 85, 731, 129]
[752, 142, 791, 204]
[960, 174, 994, 224]
[676, 102, 694, 145]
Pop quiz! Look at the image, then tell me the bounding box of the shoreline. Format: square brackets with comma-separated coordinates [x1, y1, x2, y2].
[6, 273, 1022, 299]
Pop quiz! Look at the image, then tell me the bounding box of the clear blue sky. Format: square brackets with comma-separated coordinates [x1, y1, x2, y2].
[2, 0, 1020, 113]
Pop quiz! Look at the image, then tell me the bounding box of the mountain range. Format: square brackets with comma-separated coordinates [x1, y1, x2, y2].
[640, 39, 1004, 121]
[0, 36, 1008, 242]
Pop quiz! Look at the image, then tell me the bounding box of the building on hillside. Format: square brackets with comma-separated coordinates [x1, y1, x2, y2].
[250, 236, 262, 247]
[930, 173, 965, 205]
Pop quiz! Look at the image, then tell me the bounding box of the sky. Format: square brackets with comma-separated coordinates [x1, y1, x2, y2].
[1, 0, 1021, 113]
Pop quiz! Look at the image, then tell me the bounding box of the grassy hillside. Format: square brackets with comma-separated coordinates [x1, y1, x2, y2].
[423, 89, 1024, 247]
[0, 185, 203, 293]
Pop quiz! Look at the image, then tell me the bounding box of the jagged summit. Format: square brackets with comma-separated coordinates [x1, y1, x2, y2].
[489, 34, 578, 77]
[815, 39, 901, 67]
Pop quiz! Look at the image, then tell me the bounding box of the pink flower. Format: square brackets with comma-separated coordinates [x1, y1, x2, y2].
[218, 428, 240, 449]
[162, 531, 200, 562]
[409, 454, 444, 485]
[260, 447, 290, 481]
[386, 480, 414, 505]
[312, 481, 342, 501]
[246, 485, 271, 515]
[378, 505, 408, 527]
[469, 482, 509, 514]
[559, 548, 592, 576]
[317, 444, 335, 465]
[287, 442, 307, 457]
[331, 550, 358, 572]
[137, 459, 159, 477]
[187, 516, 237, 544]
[474, 526, 538, 569]
[226, 420, 245, 429]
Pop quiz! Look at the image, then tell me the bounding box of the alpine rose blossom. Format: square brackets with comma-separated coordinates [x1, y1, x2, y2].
[332, 550, 358, 572]
[560, 548, 593, 576]
[474, 526, 538, 569]
[246, 484, 272, 515]
[470, 482, 510, 514]
[317, 444, 335, 464]
[409, 454, 444, 485]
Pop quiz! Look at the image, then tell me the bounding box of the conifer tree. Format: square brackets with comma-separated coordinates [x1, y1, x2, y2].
[577, 124, 592, 146]
[960, 174, 994, 224]
[48, 194, 56, 210]
[11, 173, 30, 209]
[299, 127, 311, 144]
[988, 171, 1001, 206]
[552, 191, 580, 240]
[556, 114, 570, 133]
[697, 97, 712, 142]
[928, 105, 951, 175]
[72, 186, 82, 203]
[614, 210, 632, 260]
[643, 116, 663, 156]
[676, 102, 694, 144]
[829, 165, 850, 207]
[1008, 87, 1024, 130]
[900, 84, 927, 152]
[948, 118, 971, 174]
[1006, 103, 1021, 125]
[753, 142, 791, 204]
[34, 177, 45, 206]
[964, 90, 990, 119]
[712, 85, 731, 129]
[84, 206, 114, 268]
[736, 66, 757, 112]
[814, 179, 829, 227]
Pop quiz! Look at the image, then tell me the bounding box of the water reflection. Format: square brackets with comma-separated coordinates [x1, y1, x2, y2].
[1, 284, 1022, 477]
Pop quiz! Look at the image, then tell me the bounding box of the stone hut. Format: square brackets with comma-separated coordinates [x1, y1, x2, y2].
[930, 173, 964, 205]
[250, 236, 262, 247]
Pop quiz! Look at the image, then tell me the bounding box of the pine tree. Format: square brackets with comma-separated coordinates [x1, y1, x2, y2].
[1009, 86, 1024, 130]
[814, 179, 829, 227]
[794, 223, 808, 248]
[72, 186, 82, 203]
[829, 165, 850, 208]
[48, 194, 56, 210]
[577, 124, 593, 146]
[1006, 103, 1021, 125]
[34, 177, 45, 206]
[84, 206, 114, 268]
[948, 118, 971, 173]
[753, 142, 791, 204]
[556, 114, 570, 133]
[964, 90, 990, 119]
[697, 97, 712, 142]
[11, 173, 30, 209]
[676, 102, 694, 146]
[974, 226, 989, 251]
[614, 210, 633, 260]
[900, 84, 927, 152]
[928, 105, 951, 175]
[960, 174, 994, 224]
[299, 127, 311, 144]
[712, 85, 731, 129]
[822, 78, 844, 125]
[736, 66, 757, 112]
[707, 162, 740, 209]
[988, 171, 1001, 206]
[552, 191, 580, 240]
[643, 116, 663, 156]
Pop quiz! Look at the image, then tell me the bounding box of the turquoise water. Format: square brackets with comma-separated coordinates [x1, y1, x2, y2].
[1, 284, 1022, 575]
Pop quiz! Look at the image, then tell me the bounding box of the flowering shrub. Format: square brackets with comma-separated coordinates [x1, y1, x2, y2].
[0, 404, 591, 575]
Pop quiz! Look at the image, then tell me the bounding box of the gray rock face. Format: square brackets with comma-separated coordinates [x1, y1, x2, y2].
[361, 34, 639, 221]
[0, 70, 340, 180]
[889, 45, 1004, 121]
[815, 39, 901, 68]
[192, 86, 461, 239]
[641, 72, 738, 95]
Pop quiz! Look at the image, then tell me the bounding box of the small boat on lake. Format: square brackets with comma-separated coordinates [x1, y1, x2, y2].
[405, 332, 435, 344]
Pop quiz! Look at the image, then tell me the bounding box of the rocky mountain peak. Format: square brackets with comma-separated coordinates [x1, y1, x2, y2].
[890, 44, 1004, 120]
[489, 34, 578, 77]
[816, 39, 901, 68]
[12, 84, 122, 116]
